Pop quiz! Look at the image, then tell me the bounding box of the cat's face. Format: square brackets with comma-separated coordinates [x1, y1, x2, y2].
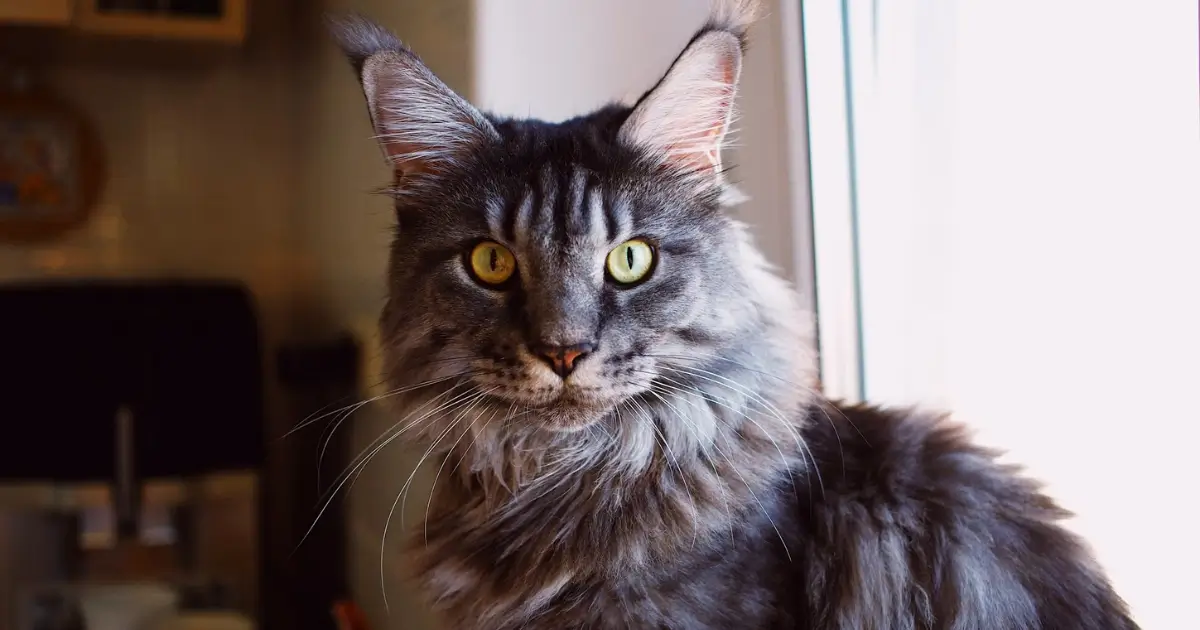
[335, 15, 780, 436]
[379, 126, 752, 430]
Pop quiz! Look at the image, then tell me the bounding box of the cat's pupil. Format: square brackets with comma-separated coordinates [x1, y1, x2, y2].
[626, 246, 634, 269]
[489, 248, 498, 271]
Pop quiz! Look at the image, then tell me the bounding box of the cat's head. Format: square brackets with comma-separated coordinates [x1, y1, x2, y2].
[332, 1, 813, 452]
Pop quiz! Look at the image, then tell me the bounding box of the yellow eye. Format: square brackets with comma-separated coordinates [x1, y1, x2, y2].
[468, 241, 517, 286]
[606, 239, 655, 285]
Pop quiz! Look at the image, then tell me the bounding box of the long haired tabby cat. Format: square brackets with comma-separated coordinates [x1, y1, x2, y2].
[330, 2, 1138, 628]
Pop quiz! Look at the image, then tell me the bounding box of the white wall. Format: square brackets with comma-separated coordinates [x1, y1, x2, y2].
[842, 1, 1200, 626]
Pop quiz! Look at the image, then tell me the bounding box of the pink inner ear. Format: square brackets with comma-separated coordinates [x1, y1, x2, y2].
[620, 30, 743, 180]
[360, 51, 499, 182]
[369, 69, 450, 175]
[671, 58, 737, 173]
[703, 53, 739, 169]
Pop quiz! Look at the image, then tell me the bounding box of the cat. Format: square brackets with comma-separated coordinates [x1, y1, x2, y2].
[329, 2, 1140, 628]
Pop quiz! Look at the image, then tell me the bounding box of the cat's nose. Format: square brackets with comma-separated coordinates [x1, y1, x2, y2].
[533, 342, 596, 379]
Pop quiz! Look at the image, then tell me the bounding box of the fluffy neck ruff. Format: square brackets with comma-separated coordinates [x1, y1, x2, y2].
[409, 239, 818, 627]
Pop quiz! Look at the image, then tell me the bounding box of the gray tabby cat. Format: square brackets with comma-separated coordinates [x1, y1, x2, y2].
[330, 2, 1139, 628]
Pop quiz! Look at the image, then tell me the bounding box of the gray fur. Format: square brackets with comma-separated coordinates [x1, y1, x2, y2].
[328, 2, 1140, 628]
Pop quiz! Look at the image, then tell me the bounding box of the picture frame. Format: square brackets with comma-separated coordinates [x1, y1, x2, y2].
[0, 77, 104, 242]
[74, 0, 248, 44]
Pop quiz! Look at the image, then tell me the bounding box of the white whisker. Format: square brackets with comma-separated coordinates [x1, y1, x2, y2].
[641, 371, 804, 501]
[646, 386, 736, 546]
[294, 382, 475, 554]
[652, 381, 792, 561]
[381, 386, 497, 612]
[660, 364, 823, 498]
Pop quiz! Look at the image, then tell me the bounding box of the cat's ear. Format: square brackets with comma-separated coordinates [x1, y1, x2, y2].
[328, 15, 498, 182]
[619, 2, 757, 196]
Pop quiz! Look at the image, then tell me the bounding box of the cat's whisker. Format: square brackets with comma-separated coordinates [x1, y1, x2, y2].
[398, 387, 496, 528]
[297, 377, 480, 489]
[297, 382, 480, 553]
[624, 397, 702, 548]
[423, 397, 498, 545]
[645, 385, 736, 547]
[638, 371, 803, 502]
[410, 354, 489, 367]
[811, 404, 848, 480]
[659, 364, 823, 499]
[308, 387, 465, 515]
[715, 441, 792, 562]
[648, 352, 868, 444]
[645, 381, 791, 561]
[659, 364, 806, 448]
[325, 384, 462, 496]
[655, 356, 860, 478]
[450, 404, 509, 481]
[283, 372, 461, 438]
[651, 353, 861, 454]
[335, 382, 478, 497]
[282, 374, 393, 438]
[314, 377, 455, 491]
[381, 385, 496, 612]
[643, 353, 807, 388]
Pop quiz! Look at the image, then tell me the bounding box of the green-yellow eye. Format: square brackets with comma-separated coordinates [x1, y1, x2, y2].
[468, 241, 517, 286]
[606, 239, 655, 285]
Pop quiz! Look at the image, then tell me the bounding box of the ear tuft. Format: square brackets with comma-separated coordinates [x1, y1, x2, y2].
[326, 13, 408, 77]
[327, 14, 497, 187]
[619, 31, 744, 190]
[705, 0, 762, 50]
[618, 2, 760, 201]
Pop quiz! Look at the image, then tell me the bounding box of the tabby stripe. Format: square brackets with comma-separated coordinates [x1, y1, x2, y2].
[565, 167, 592, 238]
[551, 163, 572, 245]
[603, 183, 621, 243]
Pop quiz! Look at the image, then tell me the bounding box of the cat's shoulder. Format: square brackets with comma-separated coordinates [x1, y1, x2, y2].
[799, 400, 1059, 515]
[790, 399, 1139, 629]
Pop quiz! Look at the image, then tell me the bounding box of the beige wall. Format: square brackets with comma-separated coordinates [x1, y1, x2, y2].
[0, 1, 310, 331]
[0, 0, 308, 624]
[301, 2, 474, 628]
[2, 1, 466, 626]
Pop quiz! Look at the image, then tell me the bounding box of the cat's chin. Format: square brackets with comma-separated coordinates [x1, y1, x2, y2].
[492, 384, 627, 433]
[526, 401, 613, 433]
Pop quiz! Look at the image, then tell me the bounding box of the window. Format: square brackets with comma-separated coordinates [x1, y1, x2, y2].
[802, 2, 1200, 626]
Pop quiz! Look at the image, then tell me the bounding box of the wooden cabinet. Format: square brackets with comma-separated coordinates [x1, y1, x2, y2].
[74, 0, 247, 43]
[0, 0, 247, 43]
[0, 0, 74, 25]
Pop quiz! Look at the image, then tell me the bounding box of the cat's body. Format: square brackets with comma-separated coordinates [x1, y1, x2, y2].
[330, 2, 1139, 628]
[418, 401, 1135, 630]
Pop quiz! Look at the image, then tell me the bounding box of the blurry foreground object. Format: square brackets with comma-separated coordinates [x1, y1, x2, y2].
[331, 600, 369, 630]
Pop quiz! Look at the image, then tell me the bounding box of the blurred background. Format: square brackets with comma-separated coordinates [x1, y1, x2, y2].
[0, 1, 1195, 629]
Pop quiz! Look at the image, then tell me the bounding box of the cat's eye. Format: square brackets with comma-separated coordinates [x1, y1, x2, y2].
[606, 239, 655, 285]
[468, 241, 517, 286]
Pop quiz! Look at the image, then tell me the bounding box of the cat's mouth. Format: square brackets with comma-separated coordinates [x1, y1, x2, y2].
[503, 386, 622, 432]
[465, 361, 649, 431]
[531, 403, 610, 432]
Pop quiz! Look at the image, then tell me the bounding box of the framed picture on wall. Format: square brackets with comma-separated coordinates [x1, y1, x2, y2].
[74, 0, 248, 43]
[0, 73, 103, 242]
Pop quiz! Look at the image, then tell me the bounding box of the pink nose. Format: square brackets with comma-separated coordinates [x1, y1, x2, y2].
[533, 342, 595, 378]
